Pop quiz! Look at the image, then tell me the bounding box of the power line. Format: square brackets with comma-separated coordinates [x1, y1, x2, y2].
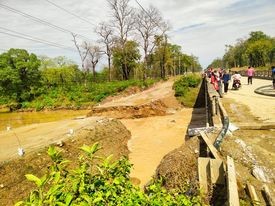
[134, 0, 161, 29]
[134, 0, 169, 37]
[0, 26, 75, 51]
[0, 3, 93, 42]
[0, 30, 75, 51]
[44, 0, 96, 27]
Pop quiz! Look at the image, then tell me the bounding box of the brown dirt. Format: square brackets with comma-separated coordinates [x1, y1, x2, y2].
[155, 137, 200, 192]
[87, 99, 168, 119]
[0, 118, 131, 205]
[87, 78, 200, 188]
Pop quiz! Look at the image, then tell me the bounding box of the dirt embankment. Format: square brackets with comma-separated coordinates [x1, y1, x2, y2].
[0, 118, 131, 205]
[87, 100, 168, 119]
[87, 78, 200, 189]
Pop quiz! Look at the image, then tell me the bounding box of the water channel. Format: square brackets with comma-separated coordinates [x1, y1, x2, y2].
[0, 110, 90, 131]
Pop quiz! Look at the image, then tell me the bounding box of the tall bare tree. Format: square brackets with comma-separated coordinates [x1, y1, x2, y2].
[87, 45, 102, 78]
[107, 0, 135, 80]
[135, 5, 163, 78]
[72, 33, 89, 71]
[95, 22, 114, 81]
[72, 33, 91, 85]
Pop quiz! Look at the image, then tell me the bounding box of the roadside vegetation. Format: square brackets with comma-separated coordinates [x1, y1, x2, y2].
[16, 144, 201, 206]
[0, 0, 204, 111]
[173, 74, 202, 107]
[208, 31, 275, 69]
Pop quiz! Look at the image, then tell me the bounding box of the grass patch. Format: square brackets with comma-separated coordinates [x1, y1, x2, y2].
[176, 87, 200, 107]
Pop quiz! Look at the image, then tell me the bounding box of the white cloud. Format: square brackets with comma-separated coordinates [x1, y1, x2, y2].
[0, 0, 275, 68]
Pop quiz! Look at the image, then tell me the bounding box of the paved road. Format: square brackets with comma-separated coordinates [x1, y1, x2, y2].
[223, 78, 275, 122]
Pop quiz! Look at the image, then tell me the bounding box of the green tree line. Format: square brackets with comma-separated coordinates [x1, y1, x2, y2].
[208, 31, 275, 68]
[0, 0, 202, 111]
[0, 45, 200, 111]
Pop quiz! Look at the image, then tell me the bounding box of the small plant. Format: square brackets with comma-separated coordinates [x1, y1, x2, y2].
[173, 74, 202, 107]
[17, 143, 202, 205]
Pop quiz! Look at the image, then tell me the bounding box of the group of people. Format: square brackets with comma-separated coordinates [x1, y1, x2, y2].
[206, 65, 275, 97]
[205, 67, 255, 97]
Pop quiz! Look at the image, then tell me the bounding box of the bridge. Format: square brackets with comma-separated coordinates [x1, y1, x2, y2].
[196, 76, 275, 205]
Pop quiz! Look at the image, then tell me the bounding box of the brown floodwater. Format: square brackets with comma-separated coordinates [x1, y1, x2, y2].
[0, 110, 90, 131]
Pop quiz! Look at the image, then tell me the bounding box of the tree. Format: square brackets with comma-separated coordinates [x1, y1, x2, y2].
[108, 0, 135, 80]
[39, 55, 76, 70]
[42, 65, 82, 88]
[72, 34, 89, 72]
[245, 39, 273, 67]
[96, 22, 114, 81]
[135, 5, 163, 79]
[218, 31, 275, 69]
[87, 45, 102, 78]
[112, 41, 140, 80]
[0, 48, 41, 104]
[208, 58, 223, 68]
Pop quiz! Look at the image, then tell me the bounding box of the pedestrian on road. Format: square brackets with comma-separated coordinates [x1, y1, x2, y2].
[272, 66, 275, 89]
[247, 66, 255, 85]
[222, 70, 231, 94]
[212, 70, 223, 97]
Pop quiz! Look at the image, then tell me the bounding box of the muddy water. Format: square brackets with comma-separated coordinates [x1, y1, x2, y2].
[121, 108, 193, 187]
[0, 110, 90, 131]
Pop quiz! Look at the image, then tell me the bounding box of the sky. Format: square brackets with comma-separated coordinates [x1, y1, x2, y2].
[0, 0, 275, 69]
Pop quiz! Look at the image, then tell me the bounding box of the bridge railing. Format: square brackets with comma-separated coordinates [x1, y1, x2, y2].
[239, 70, 272, 80]
[205, 77, 229, 149]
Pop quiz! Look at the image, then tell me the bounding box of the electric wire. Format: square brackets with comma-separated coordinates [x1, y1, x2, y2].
[0, 31, 75, 51]
[134, 0, 162, 29]
[0, 26, 75, 51]
[0, 3, 93, 42]
[44, 0, 96, 27]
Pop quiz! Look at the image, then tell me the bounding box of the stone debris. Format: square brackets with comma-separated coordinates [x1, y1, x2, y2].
[17, 148, 25, 156]
[252, 166, 271, 183]
[56, 141, 64, 147]
[235, 139, 271, 183]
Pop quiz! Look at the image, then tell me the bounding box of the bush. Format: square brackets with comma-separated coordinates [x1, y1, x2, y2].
[16, 144, 201, 206]
[173, 74, 202, 107]
[173, 74, 201, 97]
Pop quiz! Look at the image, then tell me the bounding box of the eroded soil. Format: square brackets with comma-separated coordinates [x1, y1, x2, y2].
[0, 78, 200, 205]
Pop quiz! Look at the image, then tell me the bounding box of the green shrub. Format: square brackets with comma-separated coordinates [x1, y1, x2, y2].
[173, 74, 202, 107]
[16, 144, 201, 206]
[173, 74, 201, 97]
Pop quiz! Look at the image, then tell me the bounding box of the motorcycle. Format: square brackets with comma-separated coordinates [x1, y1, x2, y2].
[232, 79, 241, 90]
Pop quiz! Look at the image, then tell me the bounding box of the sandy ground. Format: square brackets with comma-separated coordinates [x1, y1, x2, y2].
[95, 78, 194, 186]
[121, 108, 193, 186]
[224, 78, 275, 122]
[0, 116, 102, 162]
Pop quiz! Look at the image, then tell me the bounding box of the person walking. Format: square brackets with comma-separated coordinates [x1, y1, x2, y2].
[222, 70, 231, 94]
[212, 70, 223, 97]
[247, 66, 255, 85]
[272, 66, 275, 89]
